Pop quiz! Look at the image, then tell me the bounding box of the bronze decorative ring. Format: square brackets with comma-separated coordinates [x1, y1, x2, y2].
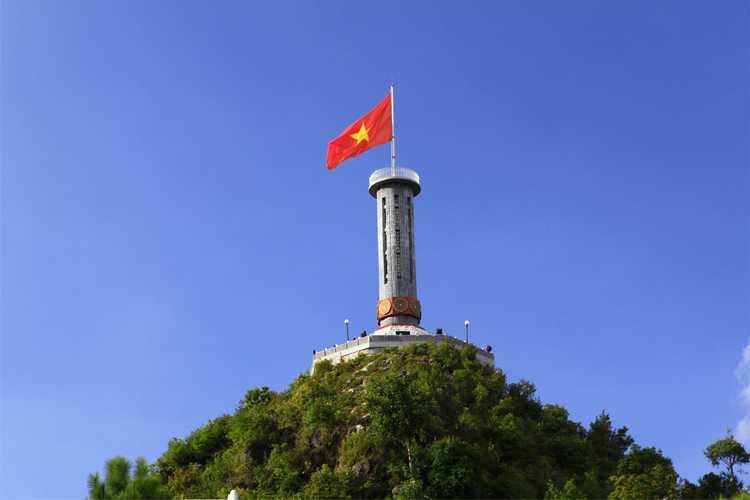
[410, 299, 421, 315]
[393, 298, 409, 312]
[378, 300, 392, 315]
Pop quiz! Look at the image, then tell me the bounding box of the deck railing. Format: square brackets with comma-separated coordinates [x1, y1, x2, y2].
[368, 167, 420, 188]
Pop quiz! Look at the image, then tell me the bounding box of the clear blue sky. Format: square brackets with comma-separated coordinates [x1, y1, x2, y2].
[1, 1, 747, 498]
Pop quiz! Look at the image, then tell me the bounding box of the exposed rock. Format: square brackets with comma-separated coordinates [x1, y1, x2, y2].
[351, 460, 370, 476]
[357, 413, 371, 426]
[243, 446, 268, 462]
[303, 427, 324, 448]
[330, 426, 341, 449]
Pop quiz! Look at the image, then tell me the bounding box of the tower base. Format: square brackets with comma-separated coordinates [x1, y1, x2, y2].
[311, 332, 495, 374]
[372, 323, 428, 336]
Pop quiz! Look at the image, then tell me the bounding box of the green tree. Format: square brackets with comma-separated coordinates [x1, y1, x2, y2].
[540, 404, 588, 476]
[229, 390, 279, 463]
[364, 372, 429, 477]
[544, 478, 585, 500]
[299, 464, 356, 499]
[586, 411, 633, 496]
[164, 463, 212, 499]
[681, 471, 735, 499]
[424, 437, 486, 499]
[156, 415, 232, 481]
[243, 386, 275, 407]
[393, 478, 426, 500]
[608, 445, 678, 500]
[87, 456, 171, 499]
[705, 431, 750, 495]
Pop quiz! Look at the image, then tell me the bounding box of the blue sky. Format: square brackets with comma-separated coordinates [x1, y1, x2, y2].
[1, 1, 748, 498]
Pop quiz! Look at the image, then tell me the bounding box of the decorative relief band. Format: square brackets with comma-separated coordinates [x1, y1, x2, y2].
[377, 297, 421, 324]
[393, 297, 408, 312]
[410, 300, 421, 315]
[378, 300, 392, 316]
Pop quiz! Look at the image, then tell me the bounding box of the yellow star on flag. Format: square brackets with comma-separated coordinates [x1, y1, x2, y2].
[350, 122, 371, 145]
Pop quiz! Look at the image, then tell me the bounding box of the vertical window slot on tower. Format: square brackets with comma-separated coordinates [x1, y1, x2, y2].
[409, 197, 415, 283]
[395, 195, 401, 281]
[382, 198, 388, 284]
[397, 252, 402, 282]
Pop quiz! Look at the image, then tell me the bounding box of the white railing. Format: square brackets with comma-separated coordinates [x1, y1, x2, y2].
[312, 333, 495, 366]
[368, 167, 420, 188]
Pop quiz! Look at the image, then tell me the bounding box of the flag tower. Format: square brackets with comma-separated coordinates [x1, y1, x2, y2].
[313, 88, 494, 370]
[369, 86, 426, 333]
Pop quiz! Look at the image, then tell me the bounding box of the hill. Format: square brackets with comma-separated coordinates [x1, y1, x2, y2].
[147, 340, 682, 499]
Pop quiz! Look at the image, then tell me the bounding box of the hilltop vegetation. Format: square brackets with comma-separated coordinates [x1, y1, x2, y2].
[88, 341, 749, 499]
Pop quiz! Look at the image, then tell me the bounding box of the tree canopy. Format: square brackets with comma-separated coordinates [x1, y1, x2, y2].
[86, 341, 749, 499]
[149, 341, 641, 498]
[705, 432, 750, 491]
[607, 445, 679, 499]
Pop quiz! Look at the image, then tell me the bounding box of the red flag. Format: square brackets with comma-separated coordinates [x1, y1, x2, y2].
[327, 94, 392, 170]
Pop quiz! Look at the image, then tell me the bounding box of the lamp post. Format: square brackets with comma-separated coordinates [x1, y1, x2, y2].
[465, 320, 469, 343]
[345, 319, 350, 341]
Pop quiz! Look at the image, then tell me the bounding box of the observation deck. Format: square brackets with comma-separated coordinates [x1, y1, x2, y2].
[368, 167, 421, 198]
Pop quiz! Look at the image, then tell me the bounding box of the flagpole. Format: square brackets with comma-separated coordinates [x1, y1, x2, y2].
[390, 84, 396, 173]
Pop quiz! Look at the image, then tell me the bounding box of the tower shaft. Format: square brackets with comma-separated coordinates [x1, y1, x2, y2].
[369, 167, 421, 328]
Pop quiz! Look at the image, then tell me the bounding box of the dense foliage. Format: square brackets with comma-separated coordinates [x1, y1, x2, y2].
[151, 341, 650, 498]
[87, 341, 750, 498]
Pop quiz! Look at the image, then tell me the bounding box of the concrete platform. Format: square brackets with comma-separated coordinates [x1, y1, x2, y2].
[311, 333, 494, 374]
